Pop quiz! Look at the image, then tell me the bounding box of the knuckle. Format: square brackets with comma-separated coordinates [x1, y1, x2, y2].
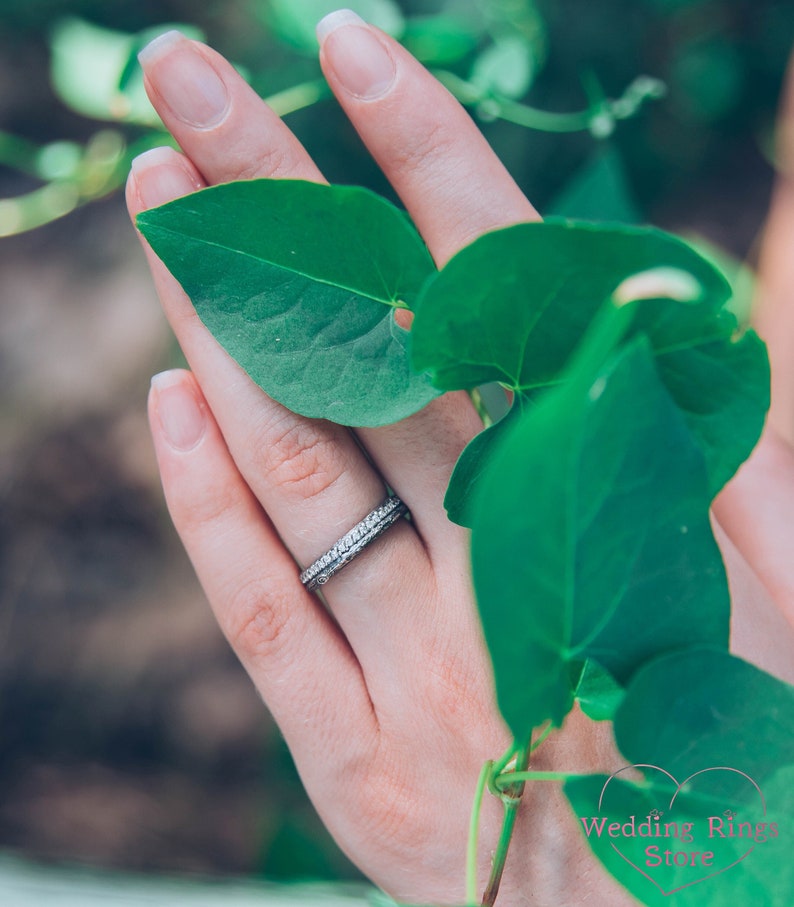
[226, 578, 293, 661]
[353, 757, 426, 850]
[422, 643, 492, 729]
[256, 415, 347, 502]
[387, 120, 455, 177]
[227, 137, 290, 181]
[170, 477, 243, 537]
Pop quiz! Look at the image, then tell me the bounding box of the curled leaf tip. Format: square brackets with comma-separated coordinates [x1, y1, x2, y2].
[612, 267, 703, 307]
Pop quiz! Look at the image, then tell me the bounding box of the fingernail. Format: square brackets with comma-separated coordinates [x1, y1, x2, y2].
[130, 147, 201, 208]
[151, 371, 206, 452]
[317, 10, 396, 101]
[138, 30, 230, 128]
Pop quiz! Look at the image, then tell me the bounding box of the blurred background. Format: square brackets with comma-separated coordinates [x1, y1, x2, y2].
[1, 0, 792, 897]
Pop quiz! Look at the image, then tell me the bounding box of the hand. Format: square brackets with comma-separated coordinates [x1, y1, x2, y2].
[126, 13, 794, 905]
[713, 52, 794, 643]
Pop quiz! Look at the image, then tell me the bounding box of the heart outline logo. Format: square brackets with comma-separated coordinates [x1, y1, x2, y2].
[596, 763, 766, 897]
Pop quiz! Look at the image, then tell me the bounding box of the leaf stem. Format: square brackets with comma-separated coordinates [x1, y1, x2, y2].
[493, 769, 582, 788]
[480, 745, 530, 906]
[530, 722, 553, 752]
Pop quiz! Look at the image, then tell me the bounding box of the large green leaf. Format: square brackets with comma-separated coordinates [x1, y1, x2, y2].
[419, 221, 767, 521]
[564, 650, 794, 905]
[614, 649, 794, 783]
[445, 327, 765, 526]
[138, 179, 440, 427]
[470, 339, 729, 740]
[411, 220, 730, 393]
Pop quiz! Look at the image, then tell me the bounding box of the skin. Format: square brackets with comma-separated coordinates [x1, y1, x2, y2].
[126, 17, 794, 906]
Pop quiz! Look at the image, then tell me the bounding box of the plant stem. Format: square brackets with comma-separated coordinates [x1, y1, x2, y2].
[493, 769, 582, 787]
[433, 71, 665, 136]
[466, 760, 494, 905]
[530, 722, 553, 752]
[480, 745, 530, 906]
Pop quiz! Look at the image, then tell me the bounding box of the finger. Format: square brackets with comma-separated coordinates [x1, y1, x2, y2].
[128, 149, 437, 702]
[147, 368, 379, 768]
[316, 10, 539, 268]
[135, 33, 484, 548]
[713, 430, 794, 629]
[138, 31, 323, 184]
[754, 51, 794, 445]
[315, 12, 538, 520]
[711, 514, 794, 683]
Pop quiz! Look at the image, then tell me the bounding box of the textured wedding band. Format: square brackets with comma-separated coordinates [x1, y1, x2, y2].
[300, 496, 409, 593]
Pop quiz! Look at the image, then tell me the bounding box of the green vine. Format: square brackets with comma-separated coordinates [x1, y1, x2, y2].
[0, 11, 664, 237]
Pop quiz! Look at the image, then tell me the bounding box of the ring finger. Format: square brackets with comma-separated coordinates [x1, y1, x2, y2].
[128, 19, 535, 697]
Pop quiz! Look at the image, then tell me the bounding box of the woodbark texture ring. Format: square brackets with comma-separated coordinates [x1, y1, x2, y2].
[299, 496, 409, 593]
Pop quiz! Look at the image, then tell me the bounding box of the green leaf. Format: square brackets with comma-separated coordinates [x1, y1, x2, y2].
[444, 402, 522, 526]
[651, 323, 769, 495]
[614, 649, 794, 782]
[50, 18, 203, 125]
[411, 221, 729, 394]
[413, 220, 768, 503]
[471, 339, 729, 740]
[470, 35, 536, 99]
[573, 659, 625, 721]
[267, 0, 404, 52]
[565, 770, 784, 905]
[686, 234, 757, 327]
[137, 179, 440, 427]
[564, 651, 794, 905]
[546, 146, 642, 224]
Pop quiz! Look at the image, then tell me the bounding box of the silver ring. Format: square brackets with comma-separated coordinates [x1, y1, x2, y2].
[300, 496, 409, 593]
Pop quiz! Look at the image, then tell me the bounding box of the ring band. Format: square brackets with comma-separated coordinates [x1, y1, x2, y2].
[300, 496, 409, 593]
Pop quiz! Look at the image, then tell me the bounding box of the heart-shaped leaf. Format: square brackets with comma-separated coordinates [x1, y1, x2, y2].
[138, 179, 440, 427]
[411, 220, 730, 394]
[423, 222, 767, 524]
[471, 339, 729, 740]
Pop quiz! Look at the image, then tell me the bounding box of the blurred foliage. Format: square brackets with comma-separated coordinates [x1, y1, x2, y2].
[0, 0, 791, 888]
[0, 0, 791, 241]
[0, 0, 678, 238]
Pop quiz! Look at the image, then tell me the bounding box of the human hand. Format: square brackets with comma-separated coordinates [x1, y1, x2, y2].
[126, 12, 794, 905]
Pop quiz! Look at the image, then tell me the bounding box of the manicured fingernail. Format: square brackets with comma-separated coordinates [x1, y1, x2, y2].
[138, 30, 230, 128]
[317, 10, 396, 101]
[151, 371, 206, 452]
[130, 147, 201, 208]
